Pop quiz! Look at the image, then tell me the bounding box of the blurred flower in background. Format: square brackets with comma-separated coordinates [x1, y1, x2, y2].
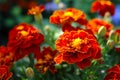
[112, 5, 120, 27]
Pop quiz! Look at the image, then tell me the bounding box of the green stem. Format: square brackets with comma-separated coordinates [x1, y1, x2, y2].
[28, 53, 34, 68]
[34, 13, 44, 34]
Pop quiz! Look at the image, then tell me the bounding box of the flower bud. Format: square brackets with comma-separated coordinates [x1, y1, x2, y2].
[109, 30, 115, 40]
[97, 58, 104, 64]
[25, 67, 34, 78]
[103, 12, 112, 23]
[114, 33, 120, 44]
[55, 64, 62, 69]
[62, 64, 68, 68]
[45, 25, 50, 31]
[54, 0, 60, 4]
[98, 26, 107, 37]
[106, 39, 114, 49]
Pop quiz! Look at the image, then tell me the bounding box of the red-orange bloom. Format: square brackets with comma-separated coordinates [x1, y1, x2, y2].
[54, 30, 101, 69]
[0, 65, 12, 80]
[104, 64, 120, 80]
[50, 8, 87, 25]
[35, 47, 57, 74]
[8, 23, 44, 61]
[28, 5, 45, 15]
[0, 46, 14, 67]
[86, 18, 113, 38]
[91, 0, 115, 16]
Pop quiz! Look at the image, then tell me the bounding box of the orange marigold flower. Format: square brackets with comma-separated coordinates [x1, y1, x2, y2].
[54, 30, 101, 69]
[91, 0, 115, 16]
[28, 5, 44, 15]
[0, 65, 12, 80]
[7, 23, 44, 61]
[0, 46, 14, 67]
[50, 8, 87, 25]
[104, 64, 120, 80]
[86, 18, 113, 38]
[35, 47, 57, 74]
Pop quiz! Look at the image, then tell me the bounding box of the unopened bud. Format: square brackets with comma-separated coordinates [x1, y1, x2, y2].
[109, 30, 115, 39]
[106, 39, 114, 49]
[98, 26, 107, 37]
[54, 0, 60, 4]
[114, 33, 120, 44]
[25, 67, 34, 78]
[104, 12, 111, 18]
[55, 64, 62, 69]
[62, 64, 68, 68]
[45, 25, 50, 31]
[97, 58, 104, 64]
[103, 12, 111, 23]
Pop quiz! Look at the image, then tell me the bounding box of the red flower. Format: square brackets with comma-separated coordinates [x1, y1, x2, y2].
[35, 47, 57, 74]
[50, 8, 87, 25]
[104, 64, 120, 80]
[91, 0, 115, 16]
[62, 23, 81, 32]
[28, 5, 45, 15]
[54, 30, 101, 69]
[8, 23, 44, 61]
[0, 46, 14, 67]
[86, 18, 113, 38]
[0, 65, 12, 80]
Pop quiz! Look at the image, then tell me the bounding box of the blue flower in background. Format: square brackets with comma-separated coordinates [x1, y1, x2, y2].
[45, 1, 58, 11]
[112, 5, 120, 27]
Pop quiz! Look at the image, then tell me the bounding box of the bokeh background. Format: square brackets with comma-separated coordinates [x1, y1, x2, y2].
[0, 0, 120, 45]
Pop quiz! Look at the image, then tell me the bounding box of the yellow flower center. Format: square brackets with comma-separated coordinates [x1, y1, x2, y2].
[38, 59, 44, 64]
[71, 38, 82, 49]
[20, 31, 29, 36]
[17, 26, 24, 30]
[64, 12, 73, 17]
[43, 67, 48, 72]
[45, 54, 52, 60]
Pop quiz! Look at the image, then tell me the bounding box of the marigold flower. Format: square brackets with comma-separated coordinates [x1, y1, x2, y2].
[91, 0, 115, 16]
[86, 18, 113, 38]
[0, 46, 14, 66]
[28, 5, 45, 15]
[35, 47, 57, 74]
[50, 8, 87, 25]
[8, 23, 44, 61]
[54, 30, 101, 69]
[0, 65, 12, 80]
[104, 64, 120, 80]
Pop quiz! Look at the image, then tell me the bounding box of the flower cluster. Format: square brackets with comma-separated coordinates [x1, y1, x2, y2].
[28, 5, 45, 15]
[54, 30, 101, 69]
[86, 18, 113, 38]
[8, 23, 44, 61]
[1, 0, 120, 80]
[50, 8, 87, 31]
[0, 65, 13, 80]
[35, 47, 57, 74]
[104, 65, 120, 80]
[91, 0, 115, 16]
[0, 46, 13, 80]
